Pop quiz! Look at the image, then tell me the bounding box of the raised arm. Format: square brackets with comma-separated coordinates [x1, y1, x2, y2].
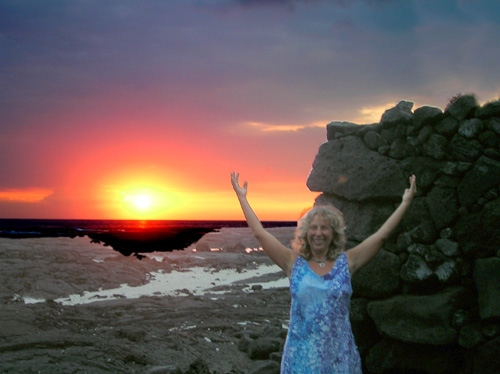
[347, 175, 417, 275]
[231, 172, 297, 276]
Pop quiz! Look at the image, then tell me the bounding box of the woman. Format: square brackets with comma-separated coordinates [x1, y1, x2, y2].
[231, 171, 417, 373]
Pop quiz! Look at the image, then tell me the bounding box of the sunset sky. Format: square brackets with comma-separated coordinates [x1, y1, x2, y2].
[1, 0, 499, 220]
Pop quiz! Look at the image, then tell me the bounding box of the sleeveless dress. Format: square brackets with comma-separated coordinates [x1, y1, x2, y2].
[281, 252, 362, 374]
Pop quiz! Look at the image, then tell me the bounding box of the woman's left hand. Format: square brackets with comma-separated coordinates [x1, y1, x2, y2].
[402, 175, 417, 203]
[231, 171, 248, 199]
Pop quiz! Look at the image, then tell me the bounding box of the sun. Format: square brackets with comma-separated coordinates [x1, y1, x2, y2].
[133, 194, 152, 210]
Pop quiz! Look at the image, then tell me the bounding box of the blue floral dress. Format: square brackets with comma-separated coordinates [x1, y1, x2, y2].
[281, 252, 362, 374]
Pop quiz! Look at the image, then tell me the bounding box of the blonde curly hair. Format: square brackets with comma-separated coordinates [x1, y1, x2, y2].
[292, 205, 346, 261]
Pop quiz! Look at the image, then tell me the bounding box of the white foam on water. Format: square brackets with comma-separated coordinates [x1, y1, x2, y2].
[23, 297, 46, 304]
[55, 264, 287, 306]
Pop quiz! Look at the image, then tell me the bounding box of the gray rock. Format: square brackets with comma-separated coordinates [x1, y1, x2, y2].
[439, 227, 454, 239]
[458, 118, 483, 139]
[389, 138, 407, 159]
[307, 136, 407, 200]
[435, 238, 460, 257]
[147, 366, 183, 374]
[414, 105, 443, 129]
[481, 198, 500, 245]
[417, 125, 434, 143]
[484, 148, 500, 160]
[363, 130, 380, 150]
[476, 99, 500, 119]
[445, 94, 479, 120]
[457, 161, 473, 173]
[365, 338, 462, 374]
[482, 323, 500, 338]
[352, 250, 401, 298]
[441, 161, 459, 176]
[401, 157, 443, 191]
[449, 135, 482, 162]
[409, 220, 438, 245]
[238, 334, 253, 352]
[473, 336, 500, 374]
[478, 130, 500, 149]
[249, 360, 280, 374]
[397, 231, 413, 251]
[455, 211, 498, 258]
[425, 185, 459, 230]
[378, 144, 391, 155]
[326, 121, 360, 140]
[185, 358, 211, 374]
[485, 117, 500, 135]
[406, 136, 421, 156]
[458, 156, 500, 207]
[452, 309, 470, 328]
[458, 324, 485, 348]
[400, 254, 434, 284]
[423, 134, 448, 160]
[248, 337, 282, 360]
[380, 128, 397, 144]
[380, 100, 414, 126]
[434, 259, 461, 283]
[474, 257, 500, 319]
[269, 351, 282, 363]
[367, 287, 467, 345]
[407, 243, 446, 265]
[436, 117, 459, 136]
[434, 174, 460, 188]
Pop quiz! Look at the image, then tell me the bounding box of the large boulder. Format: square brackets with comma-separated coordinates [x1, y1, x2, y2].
[485, 117, 500, 135]
[473, 258, 500, 320]
[247, 337, 282, 360]
[458, 156, 500, 207]
[307, 136, 407, 201]
[423, 134, 449, 160]
[314, 194, 394, 242]
[425, 185, 459, 229]
[435, 117, 459, 136]
[367, 287, 469, 345]
[445, 94, 479, 121]
[365, 338, 462, 374]
[326, 121, 364, 140]
[476, 99, 500, 119]
[454, 209, 499, 258]
[458, 118, 483, 139]
[413, 105, 443, 129]
[449, 135, 482, 162]
[351, 250, 401, 298]
[473, 336, 500, 374]
[380, 100, 414, 126]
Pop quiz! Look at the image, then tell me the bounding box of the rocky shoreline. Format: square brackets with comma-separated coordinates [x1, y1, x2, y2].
[0, 233, 294, 374]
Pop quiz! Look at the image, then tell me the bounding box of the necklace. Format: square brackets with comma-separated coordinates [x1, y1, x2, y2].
[310, 257, 328, 268]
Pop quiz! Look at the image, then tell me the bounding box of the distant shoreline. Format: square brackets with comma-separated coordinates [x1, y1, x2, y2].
[0, 219, 297, 257]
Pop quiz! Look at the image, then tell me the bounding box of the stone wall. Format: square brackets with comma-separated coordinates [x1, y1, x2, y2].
[307, 95, 500, 374]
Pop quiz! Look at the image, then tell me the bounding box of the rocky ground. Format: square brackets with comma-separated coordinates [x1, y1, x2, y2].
[0, 234, 294, 374]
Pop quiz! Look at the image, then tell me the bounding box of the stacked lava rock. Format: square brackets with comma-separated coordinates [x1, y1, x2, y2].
[307, 94, 500, 374]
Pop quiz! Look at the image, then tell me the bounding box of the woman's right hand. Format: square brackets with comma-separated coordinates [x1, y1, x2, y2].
[231, 171, 248, 199]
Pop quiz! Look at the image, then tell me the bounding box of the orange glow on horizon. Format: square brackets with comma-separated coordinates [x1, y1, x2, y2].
[0, 188, 54, 203]
[87, 166, 319, 221]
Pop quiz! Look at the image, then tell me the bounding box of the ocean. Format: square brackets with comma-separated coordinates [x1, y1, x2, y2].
[0, 219, 297, 256]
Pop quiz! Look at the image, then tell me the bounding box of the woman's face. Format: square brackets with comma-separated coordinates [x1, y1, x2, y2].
[306, 214, 333, 257]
